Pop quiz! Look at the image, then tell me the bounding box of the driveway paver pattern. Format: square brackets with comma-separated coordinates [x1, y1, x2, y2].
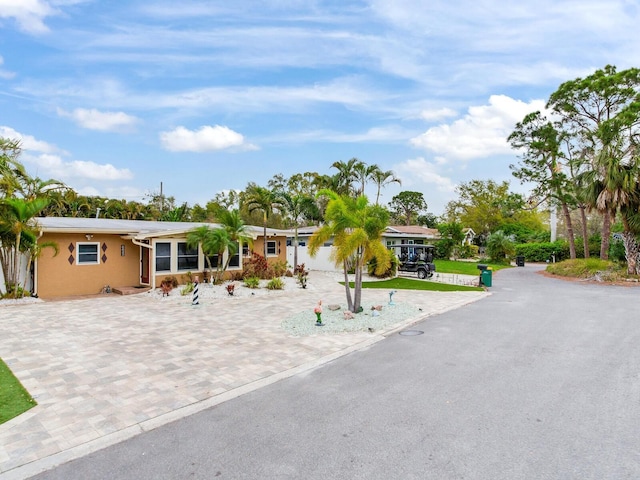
[0, 272, 487, 478]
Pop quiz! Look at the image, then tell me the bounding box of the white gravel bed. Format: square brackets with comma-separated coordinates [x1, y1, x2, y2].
[281, 301, 423, 336]
[144, 276, 301, 302]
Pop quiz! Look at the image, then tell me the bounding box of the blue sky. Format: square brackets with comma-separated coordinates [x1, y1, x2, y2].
[1, 1, 638, 216]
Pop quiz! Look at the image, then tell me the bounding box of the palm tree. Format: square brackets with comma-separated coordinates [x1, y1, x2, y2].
[308, 190, 390, 313]
[244, 186, 283, 258]
[331, 158, 364, 196]
[278, 191, 315, 270]
[218, 209, 254, 271]
[186, 226, 233, 284]
[0, 197, 50, 297]
[371, 169, 402, 204]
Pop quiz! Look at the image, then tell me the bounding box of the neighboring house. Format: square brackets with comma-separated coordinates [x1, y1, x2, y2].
[382, 225, 440, 247]
[462, 228, 476, 246]
[32, 217, 288, 299]
[285, 224, 441, 272]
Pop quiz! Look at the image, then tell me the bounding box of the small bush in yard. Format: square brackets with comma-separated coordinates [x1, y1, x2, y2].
[244, 276, 260, 289]
[266, 277, 285, 290]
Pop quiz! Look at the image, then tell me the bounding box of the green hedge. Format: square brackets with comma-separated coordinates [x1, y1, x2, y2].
[514, 241, 569, 262]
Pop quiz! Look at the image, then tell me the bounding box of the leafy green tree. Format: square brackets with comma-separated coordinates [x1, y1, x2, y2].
[444, 180, 537, 237]
[388, 191, 428, 225]
[308, 191, 390, 313]
[508, 111, 578, 259]
[437, 222, 465, 259]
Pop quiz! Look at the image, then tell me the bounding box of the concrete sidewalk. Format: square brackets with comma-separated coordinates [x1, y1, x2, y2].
[0, 272, 487, 479]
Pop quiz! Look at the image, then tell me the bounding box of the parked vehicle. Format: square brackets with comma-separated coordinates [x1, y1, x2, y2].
[389, 243, 436, 279]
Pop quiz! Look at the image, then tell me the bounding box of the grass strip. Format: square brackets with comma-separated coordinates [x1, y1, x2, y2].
[0, 358, 37, 424]
[347, 277, 483, 292]
[434, 259, 510, 275]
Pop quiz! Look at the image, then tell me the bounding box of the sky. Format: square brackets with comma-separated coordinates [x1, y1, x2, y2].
[1, 1, 639, 216]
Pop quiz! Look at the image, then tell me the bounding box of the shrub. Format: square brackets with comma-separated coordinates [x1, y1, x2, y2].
[271, 260, 288, 277]
[242, 253, 273, 279]
[266, 277, 285, 290]
[180, 283, 194, 295]
[162, 276, 179, 288]
[367, 254, 398, 278]
[486, 231, 516, 263]
[243, 276, 260, 289]
[514, 241, 569, 263]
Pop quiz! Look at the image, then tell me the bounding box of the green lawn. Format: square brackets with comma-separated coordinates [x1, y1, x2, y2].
[434, 259, 510, 275]
[349, 277, 483, 292]
[0, 358, 37, 424]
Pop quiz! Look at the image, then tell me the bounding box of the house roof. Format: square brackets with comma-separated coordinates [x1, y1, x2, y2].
[384, 225, 440, 238]
[35, 217, 287, 240]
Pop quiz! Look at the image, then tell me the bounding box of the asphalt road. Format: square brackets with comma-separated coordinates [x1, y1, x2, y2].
[33, 264, 640, 479]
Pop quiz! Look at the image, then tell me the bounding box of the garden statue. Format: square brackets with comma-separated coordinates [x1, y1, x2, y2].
[314, 300, 323, 326]
[389, 290, 397, 305]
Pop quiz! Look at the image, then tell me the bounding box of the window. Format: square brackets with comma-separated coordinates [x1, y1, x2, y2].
[266, 240, 277, 256]
[242, 244, 250, 257]
[77, 243, 99, 265]
[156, 242, 171, 272]
[177, 242, 198, 270]
[228, 242, 240, 268]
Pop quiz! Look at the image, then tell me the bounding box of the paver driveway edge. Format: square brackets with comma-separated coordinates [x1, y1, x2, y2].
[0, 334, 388, 480]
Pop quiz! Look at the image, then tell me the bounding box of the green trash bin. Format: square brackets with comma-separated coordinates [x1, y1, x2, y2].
[481, 268, 492, 287]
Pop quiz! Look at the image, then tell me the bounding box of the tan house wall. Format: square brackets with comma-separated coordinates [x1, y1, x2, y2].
[36, 233, 140, 299]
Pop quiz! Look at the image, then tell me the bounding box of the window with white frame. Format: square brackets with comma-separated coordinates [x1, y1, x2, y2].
[266, 240, 277, 256]
[77, 242, 99, 265]
[156, 242, 171, 272]
[229, 242, 240, 268]
[177, 242, 198, 271]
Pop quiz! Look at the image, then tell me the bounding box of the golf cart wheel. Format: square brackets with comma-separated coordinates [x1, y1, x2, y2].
[417, 269, 427, 279]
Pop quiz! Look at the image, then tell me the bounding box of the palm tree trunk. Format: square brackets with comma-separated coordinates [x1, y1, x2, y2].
[579, 205, 589, 258]
[353, 252, 363, 313]
[600, 211, 611, 260]
[263, 212, 268, 258]
[621, 231, 639, 275]
[13, 232, 21, 298]
[342, 260, 353, 311]
[561, 202, 576, 259]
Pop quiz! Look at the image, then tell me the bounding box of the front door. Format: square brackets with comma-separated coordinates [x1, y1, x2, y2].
[141, 246, 150, 284]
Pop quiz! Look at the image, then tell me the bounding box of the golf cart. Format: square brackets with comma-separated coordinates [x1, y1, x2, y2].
[389, 243, 436, 279]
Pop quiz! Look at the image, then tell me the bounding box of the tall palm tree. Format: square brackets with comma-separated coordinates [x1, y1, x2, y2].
[353, 162, 381, 197]
[308, 191, 390, 313]
[331, 158, 364, 196]
[244, 186, 283, 258]
[278, 191, 315, 269]
[0, 197, 50, 297]
[578, 130, 640, 271]
[371, 168, 402, 204]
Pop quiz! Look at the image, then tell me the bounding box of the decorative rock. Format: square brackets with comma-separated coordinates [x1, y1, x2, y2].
[328, 304, 341, 311]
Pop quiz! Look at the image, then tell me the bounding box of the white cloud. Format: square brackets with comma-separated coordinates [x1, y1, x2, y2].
[410, 95, 547, 160]
[22, 152, 133, 180]
[266, 125, 415, 144]
[395, 157, 456, 193]
[1, 126, 133, 181]
[56, 107, 139, 132]
[159, 125, 256, 152]
[420, 107, 457, 122]
[0, 125, 61, 153]
[0, 0, 57, 34]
